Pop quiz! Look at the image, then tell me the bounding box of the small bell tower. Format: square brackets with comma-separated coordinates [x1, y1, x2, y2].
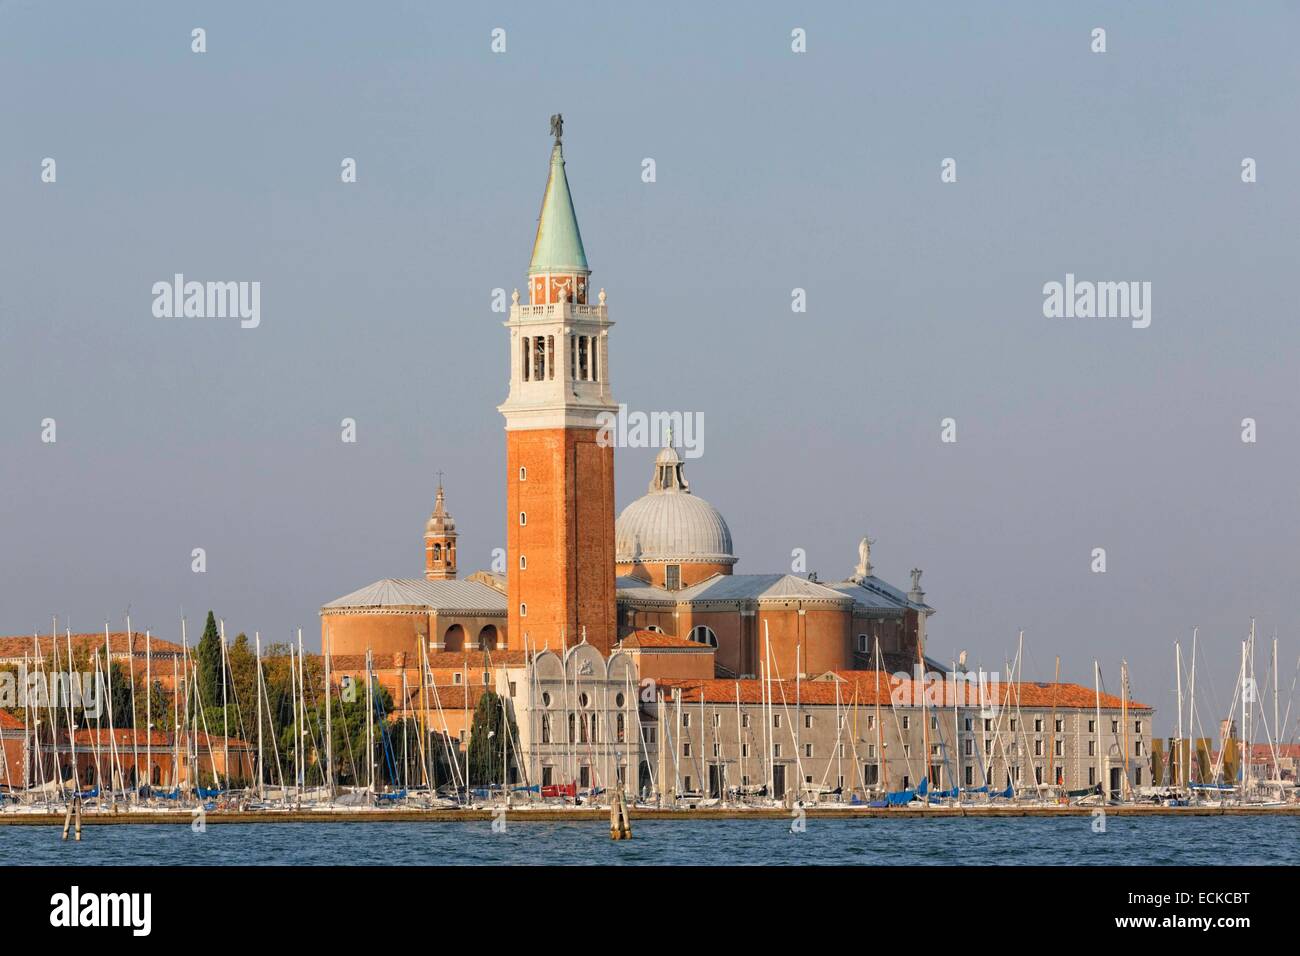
[424, 480, 457, 580]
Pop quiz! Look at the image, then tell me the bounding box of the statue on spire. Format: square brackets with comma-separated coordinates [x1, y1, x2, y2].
[550, 113, 564, 143]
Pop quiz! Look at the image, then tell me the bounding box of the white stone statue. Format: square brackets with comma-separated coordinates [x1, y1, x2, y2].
[853, 535, 874, 581]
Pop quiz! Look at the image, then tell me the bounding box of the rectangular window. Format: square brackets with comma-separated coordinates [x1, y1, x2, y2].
[964, 739, 973, 756]
[682, 713, 690, 728]
[682, 742, 691, 758]
[741, 714, 750, 729]
[712, 743, 720, 757]
[867, 744, 875, 758]
[964, 718, 973, 731]
[773, 715, 781, 729]
[902, 716, 910, 730]
[1135, 720, 1143, 734]
[1034, 718, 1043, 732]
[1089, 767, 1096, 786]
[712, 713, 721, 727]
[965, 766, 973, 786]
[1088, 741, 1096, 756]
[577, 335, 589, 380]
[665, 564, 681, 590]
[1088, 719, 1096, 733]
[1054, 739, 1063, 757]
[773, 743, 782, 758]
[864, 764, 879, 785]
[683, 776, 691, 791]
[804, 714, 813, 729]
[1055, 718, 1063, 732]
[741, 743, 749, 758]
[804, 743, 813, 758]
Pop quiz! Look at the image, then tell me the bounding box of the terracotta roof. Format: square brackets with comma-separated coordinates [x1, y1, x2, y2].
[0, 633, 185, 661]
[619, 630, 713, 651]
[655, 671, 1149, 710]
[0, 710, 24, 731]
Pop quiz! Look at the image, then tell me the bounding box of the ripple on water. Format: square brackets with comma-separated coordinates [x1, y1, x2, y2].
[5, 815, 1298, 866]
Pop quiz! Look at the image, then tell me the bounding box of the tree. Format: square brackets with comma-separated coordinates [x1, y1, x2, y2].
[195, 611, 222, 709]
[466, 690, 517, 787]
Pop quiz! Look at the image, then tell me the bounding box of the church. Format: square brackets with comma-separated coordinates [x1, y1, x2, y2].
[321, 119, 935, 686]
[317, 119, 1153, 802]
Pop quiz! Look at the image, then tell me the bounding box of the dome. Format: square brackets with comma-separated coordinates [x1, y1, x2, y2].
[425, 485, 456, 535]
[615, 447, 735, 565]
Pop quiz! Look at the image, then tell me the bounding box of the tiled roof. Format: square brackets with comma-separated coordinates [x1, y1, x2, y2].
[655, 671, 1148, 710]
[322, 578, 507, 614]
[619, 630, 713, 651]
[618, 573, 856, 605]
[0, 710, 25, 730]
[825, 576, 915, 611]
[0, 632, 185, 661]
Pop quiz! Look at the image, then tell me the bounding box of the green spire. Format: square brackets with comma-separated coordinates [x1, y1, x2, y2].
[529, 142, 588, 275]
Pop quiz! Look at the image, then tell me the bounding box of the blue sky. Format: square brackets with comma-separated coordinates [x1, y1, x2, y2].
[1, 1, 1297, 734]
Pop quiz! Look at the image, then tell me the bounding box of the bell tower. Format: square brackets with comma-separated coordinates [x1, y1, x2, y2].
[498, 116, 618, 654]
[424, 481, 457, 580]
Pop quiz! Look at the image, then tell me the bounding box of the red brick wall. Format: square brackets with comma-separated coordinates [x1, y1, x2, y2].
[507, 427, 616, 656]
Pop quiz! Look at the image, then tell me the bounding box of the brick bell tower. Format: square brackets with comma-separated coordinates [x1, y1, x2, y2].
[499, 115, 618, 655]
[424, 481, 457, 580]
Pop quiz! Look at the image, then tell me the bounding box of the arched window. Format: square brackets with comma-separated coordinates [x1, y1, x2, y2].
[568, 713, 576, 744]
[857, 634, 869, 653]
[519, 466, 527, 481]
[432, 543, 442, 560]
[541, 715, 551, 744]
[519, 603, 527, 617]
[688, 625, 718, 648]
[646, 625, 664, 634]
[519, 511, 527, 526]
[519, 555, 527, 570]
[616, 713, 626, 742]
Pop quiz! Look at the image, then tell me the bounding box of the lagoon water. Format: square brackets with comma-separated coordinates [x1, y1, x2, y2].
[6, 815, 1298, 866]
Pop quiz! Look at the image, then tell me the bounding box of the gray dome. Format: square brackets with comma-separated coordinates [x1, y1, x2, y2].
[615, 448, 735, 565]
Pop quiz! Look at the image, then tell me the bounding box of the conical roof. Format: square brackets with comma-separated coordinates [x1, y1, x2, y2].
[529, 142, 588, 275]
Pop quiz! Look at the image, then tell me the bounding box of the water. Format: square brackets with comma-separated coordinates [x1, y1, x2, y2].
[4, 815, 1297, 866]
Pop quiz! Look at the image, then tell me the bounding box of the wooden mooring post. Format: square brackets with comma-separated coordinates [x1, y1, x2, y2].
[609, 789, 633, 840]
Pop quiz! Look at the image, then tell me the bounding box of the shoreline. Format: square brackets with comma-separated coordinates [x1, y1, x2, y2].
[2, 804, 1297, 825]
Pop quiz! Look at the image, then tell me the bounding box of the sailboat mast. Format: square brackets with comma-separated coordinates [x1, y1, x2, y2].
[1121, 660, 1130, 800]
[255, 632, 264, 800]
[1189, 627, 1198, 786]
[1093, 660, 1103, 801]
[297, 627, 305, 797]
[144, 627, 152, 794]
[1273, 634, 1281, 784]
[220, 619, 229, 792]
[1175, 641, 1183, 788]
[325, 626, 333, 799]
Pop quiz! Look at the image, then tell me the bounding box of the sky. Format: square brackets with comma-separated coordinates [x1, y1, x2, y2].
[1, 2, 1297, 737]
